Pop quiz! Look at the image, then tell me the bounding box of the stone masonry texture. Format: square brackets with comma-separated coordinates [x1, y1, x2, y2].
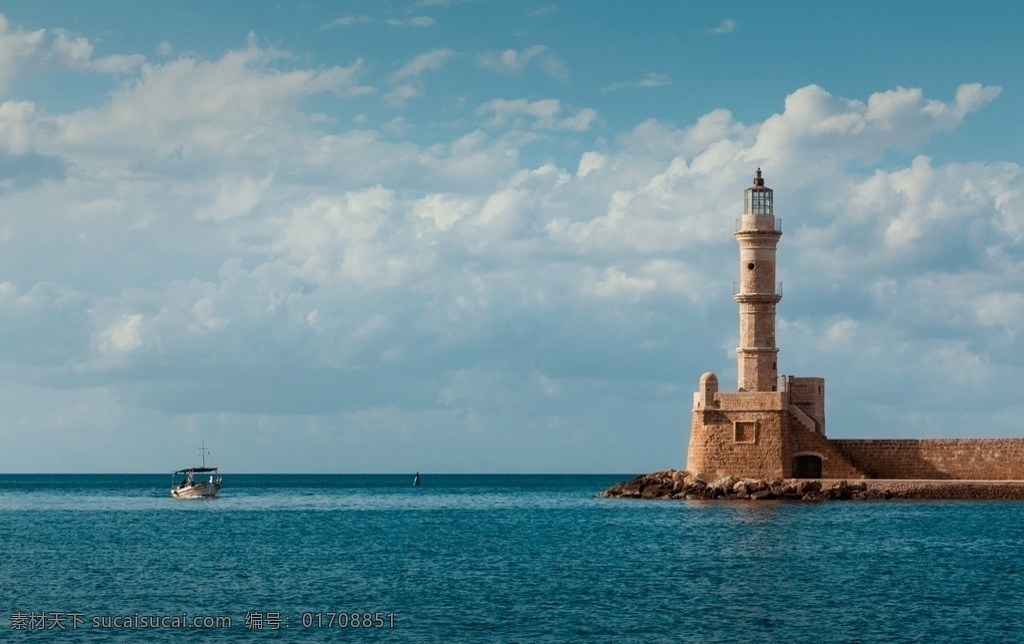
[831, 439, 1024, 480]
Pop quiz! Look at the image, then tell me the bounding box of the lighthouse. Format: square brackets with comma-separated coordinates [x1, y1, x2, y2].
[735, 168, 782, 392]
[682, 169, 1024, 483]
[687, 169, 844, 480]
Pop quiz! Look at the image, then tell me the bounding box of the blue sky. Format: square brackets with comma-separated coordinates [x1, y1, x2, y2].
[0, 1, 1022, 473]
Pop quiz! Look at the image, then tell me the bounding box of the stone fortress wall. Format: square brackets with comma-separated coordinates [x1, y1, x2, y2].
[830, 439, 1024, 480]
[690, 390, 1024, 480]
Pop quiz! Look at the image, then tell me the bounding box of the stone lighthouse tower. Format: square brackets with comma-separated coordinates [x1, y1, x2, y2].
[681, 169, 1024, 482]
[686, 169, 851, 480]
[735, 169, 782, 392]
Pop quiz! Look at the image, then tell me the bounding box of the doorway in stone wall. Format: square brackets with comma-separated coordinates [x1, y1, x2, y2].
[793, 454, 823, 478]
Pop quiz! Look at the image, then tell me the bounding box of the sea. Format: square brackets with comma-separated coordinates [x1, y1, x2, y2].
[2, 474, 1023, 643]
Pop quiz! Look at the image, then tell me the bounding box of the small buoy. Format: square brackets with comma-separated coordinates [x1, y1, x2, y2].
[413, 472, 420, 486]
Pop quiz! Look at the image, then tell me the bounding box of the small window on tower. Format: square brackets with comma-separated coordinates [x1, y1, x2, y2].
[747, 262, 755, 270]
[734, 421, 757, 444]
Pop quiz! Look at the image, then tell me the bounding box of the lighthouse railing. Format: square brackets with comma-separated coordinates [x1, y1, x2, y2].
[734, 217, 782, 233]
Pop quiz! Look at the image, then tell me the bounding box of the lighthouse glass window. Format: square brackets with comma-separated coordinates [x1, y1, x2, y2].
[746, 190, 772, 215]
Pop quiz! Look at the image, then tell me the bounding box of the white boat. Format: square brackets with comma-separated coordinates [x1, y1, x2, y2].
[171, 441, 222, 498]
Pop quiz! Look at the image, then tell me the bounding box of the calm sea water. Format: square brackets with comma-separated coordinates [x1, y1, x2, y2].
[2, 474, 1024, 642]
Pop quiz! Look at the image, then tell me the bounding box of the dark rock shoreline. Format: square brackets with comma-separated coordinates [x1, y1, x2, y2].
[599, 470, 1024, 501]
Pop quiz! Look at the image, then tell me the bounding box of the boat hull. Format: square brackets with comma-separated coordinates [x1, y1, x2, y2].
[171, 480, 221, 499]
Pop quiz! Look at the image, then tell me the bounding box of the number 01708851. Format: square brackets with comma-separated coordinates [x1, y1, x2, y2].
[300, 612, 395, 629]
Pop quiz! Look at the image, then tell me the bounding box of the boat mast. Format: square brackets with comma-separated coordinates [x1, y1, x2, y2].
[197, 439, 211, 468]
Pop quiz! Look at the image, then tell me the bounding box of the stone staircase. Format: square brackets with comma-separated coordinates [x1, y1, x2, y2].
[788, 407, 869, 479]
[789, 404, 820, 433]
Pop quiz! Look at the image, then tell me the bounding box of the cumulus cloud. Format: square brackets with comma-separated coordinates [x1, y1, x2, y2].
[749, 83, 1001, 172]
[49, 31, 92, 68]
[0, 100, 41, 154]
[413, 193, 476, 230]
[48, 30, 143, 73]
[196, 174, 274, 222]
[576, 151, 606, 178]
[0, 21, 144, 86]
[0, 14, 45, 92]
[581, 266, 656, 301]
[478, 45, 567, 79]
[0, 282, 93, 368]
[791, 155, 1023, 287]
[270, 187, 410, 287]
[54, 34, 374, 157]
[477, 98, 598, 131]
[98, 313, 145, 354]
[0, 10, 1018, 468]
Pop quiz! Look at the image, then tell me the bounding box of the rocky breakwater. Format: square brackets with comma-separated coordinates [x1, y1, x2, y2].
[599, 470, 1024, 501]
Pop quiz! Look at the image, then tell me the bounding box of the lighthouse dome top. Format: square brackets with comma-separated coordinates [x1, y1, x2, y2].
[744, 168, 773, 215]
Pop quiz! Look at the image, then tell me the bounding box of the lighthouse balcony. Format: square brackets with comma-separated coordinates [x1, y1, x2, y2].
[733, 281, 783, 297]
[735, 217, 782, 234]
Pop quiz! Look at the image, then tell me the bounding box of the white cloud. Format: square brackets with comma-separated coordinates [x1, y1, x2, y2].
[391, 48, 456, 81]
[708, 18, 737, 35]
[98, 313, 145, 354]
[576, 151, 606, 178]
[385, 48, 456, 105]
[973, 292, 1024, 334]
[581, 266, 656, 301]
[477, 98, 598, 132]
[322, 15, 374, 28]
[478, 45, 567, 79]
[384, 84, 422, 106]
[791, 155, 1024, 285]
[749, 83, 1001, 172]
[383, 117, 409, 135]
[270, 187, 411, 287]
[413, 193, 476, 231]
[192, 297, 229, 331]
[0, 99, 40, 153]
[49, 31, 92, 69]
[86, 53, 145, 74]
[527, 5, 558, 17]
[479, 45, 546, 73]
[386, 16, 436, 27]
[196, 174, 274, 222]
[0, 14, 45, 92]
[638, 73, 670, 88]
[54, 36, 374, 156]
[602, 72, 671, 93]
[1, 19, 147, 91]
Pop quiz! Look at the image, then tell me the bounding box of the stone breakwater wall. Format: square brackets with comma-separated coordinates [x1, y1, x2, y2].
[830, 439, 1024, 480]
[599, 470, 1024, 501]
